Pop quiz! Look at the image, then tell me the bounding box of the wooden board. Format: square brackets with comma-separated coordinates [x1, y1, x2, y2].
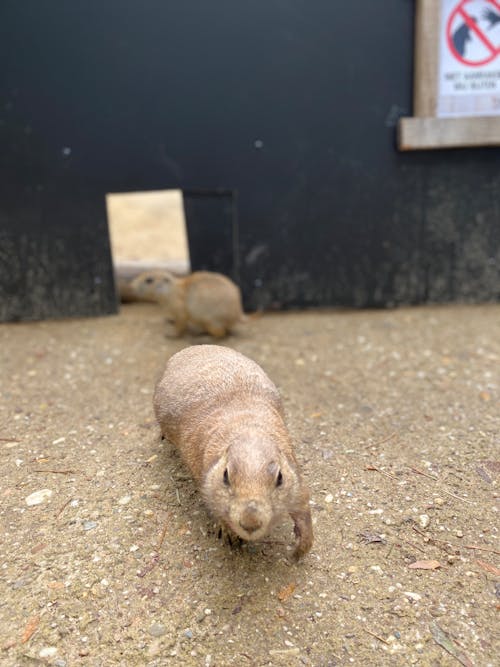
[399, 116, 500, 150]
[413, 0, 439, 117]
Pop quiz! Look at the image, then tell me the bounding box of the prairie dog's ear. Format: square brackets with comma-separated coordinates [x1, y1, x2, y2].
[202, 452, 231, 497]
[204, 451, 228, 478]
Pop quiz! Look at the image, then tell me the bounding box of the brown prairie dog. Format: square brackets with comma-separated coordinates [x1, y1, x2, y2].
[153, 345, 313, 559]
[130, 270, 244, 338]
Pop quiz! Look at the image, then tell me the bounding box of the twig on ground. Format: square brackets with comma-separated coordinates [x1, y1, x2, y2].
[157, 521, 169, 550]
[32, 469, 77, 475]
[55, 497, 73, 519]
[476, 559, 500, 576]
[363, 628, 389, 645]
[401, 538, 427, 554]
[363, 432, 397, 449]
[412, 525, 459, 554]
[440, 489, 473, 505]
[408, 466, 438, 481]
[430, 622, 473, 667]
[407, 466, 474, 505]
[365, 465, 398, 481]
[465, 544, 500, 556]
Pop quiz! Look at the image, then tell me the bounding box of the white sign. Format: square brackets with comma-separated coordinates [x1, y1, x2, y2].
[438, 0, 500, 117]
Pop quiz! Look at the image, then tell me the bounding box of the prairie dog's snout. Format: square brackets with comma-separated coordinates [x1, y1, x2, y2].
[154, 345, 313, 559]
[135, 271, 174, 298]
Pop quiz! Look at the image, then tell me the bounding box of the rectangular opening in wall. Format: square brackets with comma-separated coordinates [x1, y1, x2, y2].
[105, 189, 190, 301]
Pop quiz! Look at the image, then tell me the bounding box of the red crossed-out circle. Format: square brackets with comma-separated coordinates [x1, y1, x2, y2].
[447, 0, 500, 66]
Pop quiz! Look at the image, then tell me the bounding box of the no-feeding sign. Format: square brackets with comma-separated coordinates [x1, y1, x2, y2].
[438, 0, 500, 116]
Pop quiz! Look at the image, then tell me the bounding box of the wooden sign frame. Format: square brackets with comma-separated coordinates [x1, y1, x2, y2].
[398, 0, 500, 150]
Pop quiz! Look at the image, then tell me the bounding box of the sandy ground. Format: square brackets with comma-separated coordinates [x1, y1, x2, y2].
[1, 304, 499, 666]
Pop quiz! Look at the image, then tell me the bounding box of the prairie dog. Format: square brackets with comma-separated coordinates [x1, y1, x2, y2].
[154, 345, 313, 559]
[130, 270, 244, 338]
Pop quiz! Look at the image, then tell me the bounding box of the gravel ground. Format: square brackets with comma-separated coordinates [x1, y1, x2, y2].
[1, 303, 499, 666]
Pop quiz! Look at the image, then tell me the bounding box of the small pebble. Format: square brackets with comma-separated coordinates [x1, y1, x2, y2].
[269, 648, 301, 657]
[429, 606, 445, 617]
[418, 514, 430, 529]
[455, 530, 464, 538]
[149, 623, 166, 637]
[54, 660, 67, 667]
[434, 497, 445, 506]
[39, 647, 58, 658]
[184, 629, 193, 640]
[118, 495, 132, 505]
[324, 494, 334, 503]
[83, 521, 97, 531]
[26, 489, 53, 506]
[405, 592, 421, 602]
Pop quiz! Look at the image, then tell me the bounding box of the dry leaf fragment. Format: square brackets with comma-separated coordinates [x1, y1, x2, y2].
[21, 615, 39, 643]
[409, 560, 442, 570]
[476, 559, 500, 577]
[479, 390, 491, 402]
[277, 583, 296, 602]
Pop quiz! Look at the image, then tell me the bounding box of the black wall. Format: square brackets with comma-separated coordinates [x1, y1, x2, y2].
[1, 0, 499, 320]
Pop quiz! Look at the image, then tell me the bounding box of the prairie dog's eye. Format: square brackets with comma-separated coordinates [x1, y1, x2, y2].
[276, 470, 283, 487]
[223, 468, 230, 486]
[144, 276, 154, 284]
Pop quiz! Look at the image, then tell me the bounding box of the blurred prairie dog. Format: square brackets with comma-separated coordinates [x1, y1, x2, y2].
[154, 345, 313, 559]
[131, 270, 244, 338]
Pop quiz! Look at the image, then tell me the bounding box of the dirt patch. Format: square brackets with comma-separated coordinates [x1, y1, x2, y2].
[0, 304, 498, 665]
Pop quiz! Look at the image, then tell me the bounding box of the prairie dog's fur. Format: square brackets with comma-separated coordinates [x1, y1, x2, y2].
[154, 345, 313, 559]
[130, 270, 244, 338]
